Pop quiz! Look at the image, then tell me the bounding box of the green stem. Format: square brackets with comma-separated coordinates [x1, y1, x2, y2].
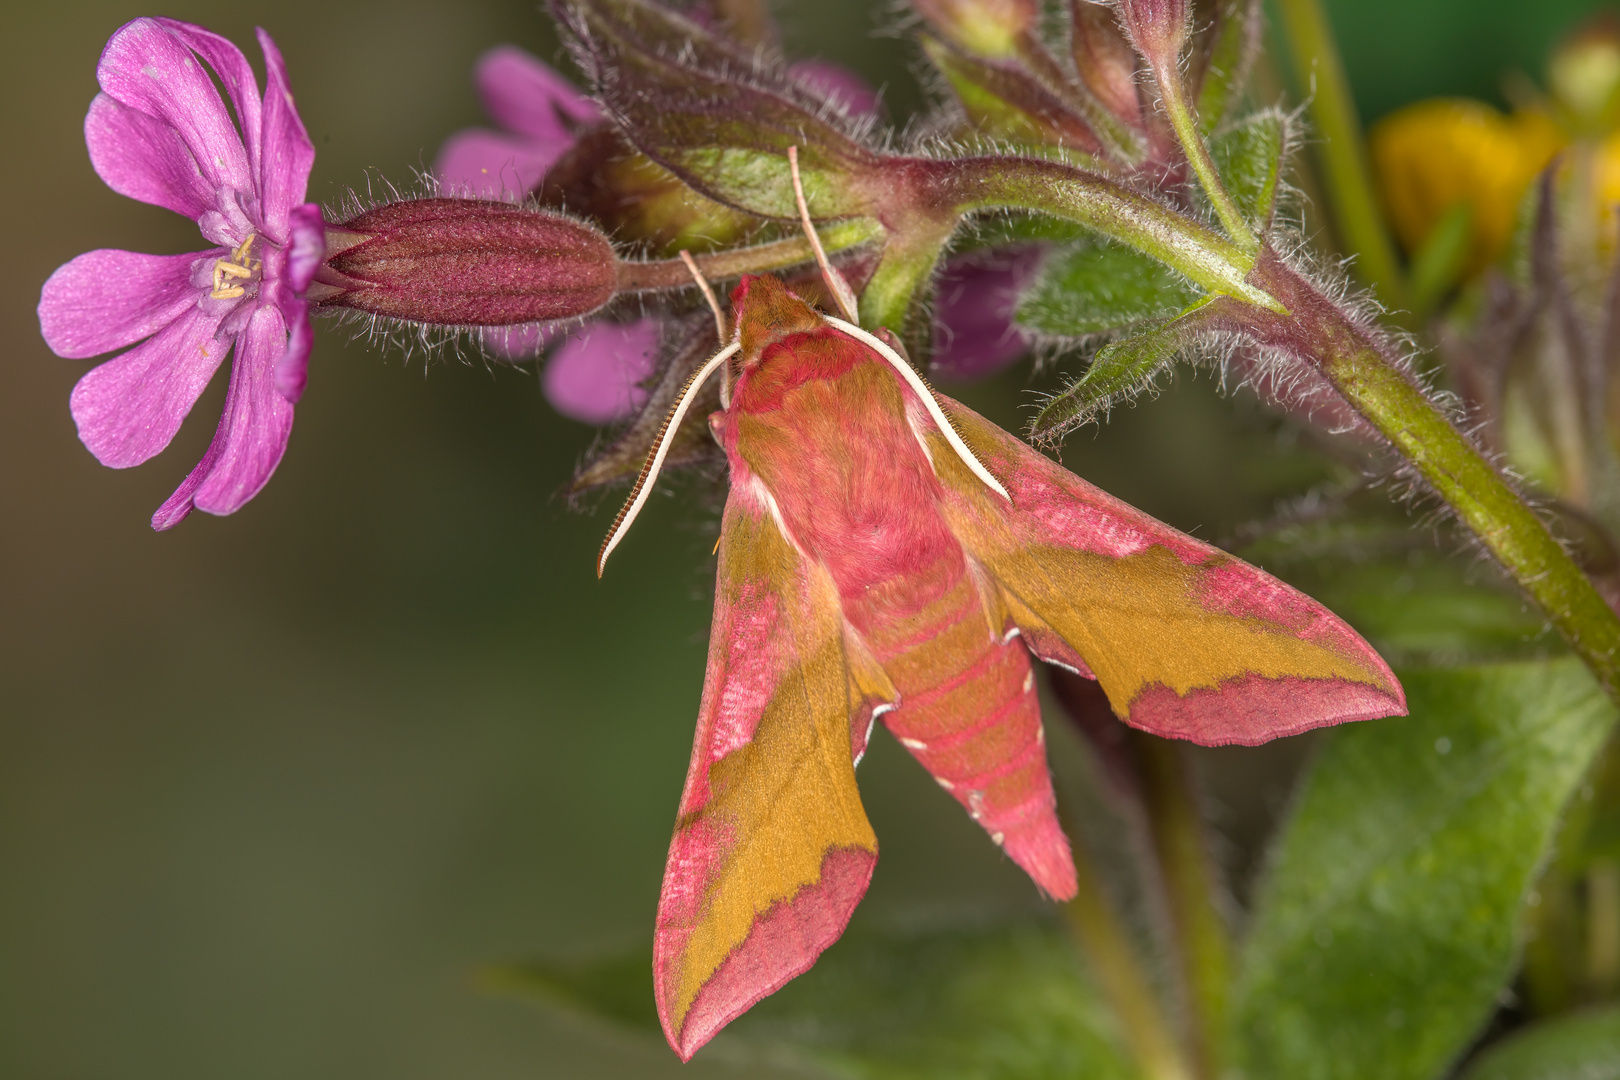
[1061, 816, 1195, 1080]
[1274, 0, 1409, 307]
[1158, 75, 1258, 252]
[931, 157, 1283, 311]
[615, 218, 880, 292]
[1134, 733, 1230, 1080]
[858, 223, 957, 333]
[1245, 256, 1620, 698]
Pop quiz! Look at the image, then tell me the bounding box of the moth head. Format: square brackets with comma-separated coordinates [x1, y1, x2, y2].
[730, 274, 826, 376]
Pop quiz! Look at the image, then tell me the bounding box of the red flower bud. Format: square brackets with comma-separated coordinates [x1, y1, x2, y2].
[538, 126, 759, 257]
[311, 199, 618, 326]
[1115, 0, 1190, 70]
[1069, 0, 1142, 126]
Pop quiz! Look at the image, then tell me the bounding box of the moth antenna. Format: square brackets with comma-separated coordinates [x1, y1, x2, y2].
[679, 249, 734, 409]
[821, 314, 1013, 503]
[788, 146, 860, 324]
[680, 249, 728, 346]
[597, 342, 741, 577]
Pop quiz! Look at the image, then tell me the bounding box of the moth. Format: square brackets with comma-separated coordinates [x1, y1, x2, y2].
[597, 150, 1405, 1060]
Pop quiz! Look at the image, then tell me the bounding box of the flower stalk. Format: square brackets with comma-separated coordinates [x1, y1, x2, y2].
[613, 218, 880, 292]
[1157, 71, 1259, 252]
[928, 156, 1282, 309]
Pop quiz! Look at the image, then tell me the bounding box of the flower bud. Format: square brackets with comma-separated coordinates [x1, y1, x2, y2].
[1115, 0, 1190, 71]
[909, 0, 1039, 60]
[1549, 15, 1620, 131]
[1069, 0, 1142, 126]
[311, 199, 618, 325]
[538, 127, 759, 257]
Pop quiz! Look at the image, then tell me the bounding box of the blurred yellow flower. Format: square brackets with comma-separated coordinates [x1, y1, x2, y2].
[1370, 99, 1561, 275]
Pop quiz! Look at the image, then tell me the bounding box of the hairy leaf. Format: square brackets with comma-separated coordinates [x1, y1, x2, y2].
[493, 919, 1139, 1079]
[1230, 659, 1617, 1080]
[558, 0, 880, 220]
[1456, 1005, 1620, 1080]
[1030, 296, 1216, 439]
[1017, 237, 1201, 338]
[1208, 111, 1287, 232]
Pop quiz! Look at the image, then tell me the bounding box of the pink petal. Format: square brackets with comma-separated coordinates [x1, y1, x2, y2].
[85, 94, 214, 219]
[285, 203, 326, 294]
[433, 129, 569, 198]
[931, 248, 1044, 382]
[475, 45, 598, 139]
[788, 59, 880, 119]
[254, 28, 314, 240]
[70, 301, 229, 468]
[40, 249, 207, 359]
[273, 297, 313, 403]
[191, 305, 296, 516]
[153, 18, 265, 175]
[543, 319, 660, 424]
[95, 18, 253, 200]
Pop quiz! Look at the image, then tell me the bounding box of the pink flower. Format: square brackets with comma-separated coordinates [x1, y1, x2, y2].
[38, 18, 323, 530]
[542, 320, 662, 425]
[930, 246, 1044, 381]
[434, 46, 600, 199]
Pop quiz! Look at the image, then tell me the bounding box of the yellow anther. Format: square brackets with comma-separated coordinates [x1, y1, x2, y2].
[209, 233, 261, 300]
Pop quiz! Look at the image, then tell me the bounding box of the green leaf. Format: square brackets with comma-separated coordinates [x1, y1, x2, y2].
[492, 919, 1141, 1079]
[1030, 297, 1216, 440]
[1457, 1005, 1620, 1080]
[1229, 659, 1618, 1080]
[1207, 111, 1287, 231]
[1016, 237, 1201, 338]
[560, 0, 879, 220]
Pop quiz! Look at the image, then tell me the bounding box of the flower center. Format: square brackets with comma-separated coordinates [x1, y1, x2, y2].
[209, 234, 261, 300]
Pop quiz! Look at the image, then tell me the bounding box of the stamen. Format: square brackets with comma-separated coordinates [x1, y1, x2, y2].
[821, 313, 1012, 503]
[210, 233, 261, 300]
[597, 342, 742, 577]
[787, 146, 859, 324]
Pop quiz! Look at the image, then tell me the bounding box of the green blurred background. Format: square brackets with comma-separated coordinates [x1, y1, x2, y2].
[0, 1, 1606, 1076]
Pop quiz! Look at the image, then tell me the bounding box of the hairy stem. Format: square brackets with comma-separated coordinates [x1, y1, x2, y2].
[927, 157, 1283, 311]
[1158, 75, 1258, 252]
[1274, 0, 1408, 307]
[615, 219, 880, 292]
